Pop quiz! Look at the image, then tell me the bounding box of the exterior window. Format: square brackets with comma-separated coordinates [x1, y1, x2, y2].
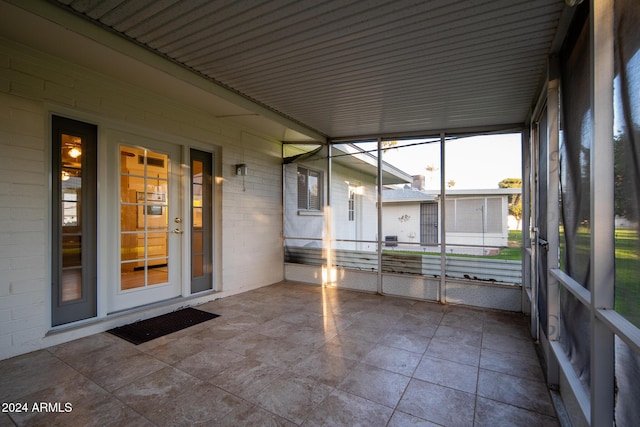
[297, 167, 322, 210]
[348, 188, 355, 221]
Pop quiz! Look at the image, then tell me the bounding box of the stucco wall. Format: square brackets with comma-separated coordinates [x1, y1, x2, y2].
[0, 37, 283, 359]
[382, 202, 425, 246]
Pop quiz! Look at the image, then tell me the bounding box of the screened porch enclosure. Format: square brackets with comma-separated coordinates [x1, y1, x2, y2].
[283, 134, 524, 309]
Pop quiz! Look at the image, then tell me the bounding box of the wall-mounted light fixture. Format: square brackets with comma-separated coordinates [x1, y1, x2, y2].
[236, 164, 248, 192]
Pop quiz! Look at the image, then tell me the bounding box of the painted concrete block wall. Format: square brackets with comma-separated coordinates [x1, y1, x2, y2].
[383, 274, 439, 301]
[332, 269, 377, 293]
[0, 37, 283, 359]
[445, 279, 521, 312]
[284, 264, 521, 312]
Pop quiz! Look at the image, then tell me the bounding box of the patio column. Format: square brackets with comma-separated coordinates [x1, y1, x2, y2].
[439, 132, 446, 303]
[589, 0, 615, 424]
[326, 142, 333, 285]
[377, 137, 383, 294]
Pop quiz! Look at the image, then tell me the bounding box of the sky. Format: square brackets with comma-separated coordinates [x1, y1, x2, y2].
[614, 50, 640, 137]
[379, 133, 522, 190]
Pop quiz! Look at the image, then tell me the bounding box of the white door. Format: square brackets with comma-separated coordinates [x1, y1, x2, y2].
[108, 130, 183, 312]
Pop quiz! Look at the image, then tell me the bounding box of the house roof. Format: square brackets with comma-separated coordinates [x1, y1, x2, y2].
[436, 188, 522, 196]
[284, 143, 413, 185]
[3, 0, 572, 141]
[332, 143, 413, 185]
[382, 188, 437, 203]
[383, 187, 521, 202]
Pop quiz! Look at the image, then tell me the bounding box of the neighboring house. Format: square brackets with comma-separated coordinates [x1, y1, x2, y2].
[284, 143, 521, 251]
[284, 144, 412, 251]
[381, 188, 439, 247]
[382, 186, 521, 248]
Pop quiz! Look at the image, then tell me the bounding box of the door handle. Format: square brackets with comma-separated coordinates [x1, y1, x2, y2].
[172, 229, 183, 234]
[538, 238, 548, 251]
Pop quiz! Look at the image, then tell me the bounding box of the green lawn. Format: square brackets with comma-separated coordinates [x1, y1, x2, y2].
[560, 226, 640, 328]
[381, 227, 639, 327]
[508, 230, 522, 245]
[383, 230, 523, 261]
[614, 228, 640, 327]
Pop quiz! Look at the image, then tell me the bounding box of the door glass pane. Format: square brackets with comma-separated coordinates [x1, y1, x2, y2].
[193, 159, 204, 229]
[60, 134, 83, 302]
[193, 160, 203, 180]
[193, 232, 203, 253]
[193, 255, 203, 277]
[121, 233, 145, 261]
[148, 232, 168, 258]
[61, 270, 82, 302]
[147, 153, 168, 180]
[193, 207, 203, 228]
[120, 146, 170, 290]
[62, 236, 81, 267]
[122, 176, 145, 202]
[120, 205, 137, 232]
[62, 186, 79, 228]
[144, 203, 167, 230]
[148, 264, 168, 285]
[193, 158, 204, 280]
[121, 262, 144, 290]
[190, 150, 213, 292]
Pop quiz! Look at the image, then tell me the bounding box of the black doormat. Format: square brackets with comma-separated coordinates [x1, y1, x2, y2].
[108, 308, 220, 345]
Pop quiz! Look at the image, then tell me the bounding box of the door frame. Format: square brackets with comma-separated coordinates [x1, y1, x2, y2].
[183, 143, 221, 295]
[48, 109, 222, 325]
[105, 129, 184, 313]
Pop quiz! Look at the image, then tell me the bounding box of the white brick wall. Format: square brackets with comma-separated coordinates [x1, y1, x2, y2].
[0, 37, 284, 359]
[222, 132, 284, 291]
[0, 85, 49, 358]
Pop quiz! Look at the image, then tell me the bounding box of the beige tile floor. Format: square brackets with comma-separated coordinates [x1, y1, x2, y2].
[0, 281, 560, 426]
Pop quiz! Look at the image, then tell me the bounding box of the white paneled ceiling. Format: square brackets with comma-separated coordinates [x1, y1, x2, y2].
[49, 0, 567, 139]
